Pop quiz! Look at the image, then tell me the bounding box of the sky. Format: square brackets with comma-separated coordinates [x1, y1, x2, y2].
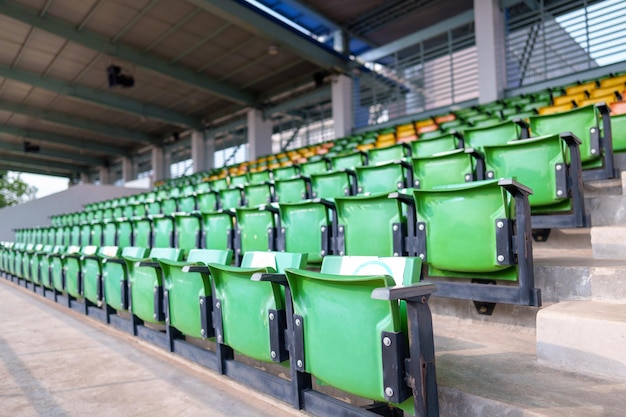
[19, 172, 69, 199]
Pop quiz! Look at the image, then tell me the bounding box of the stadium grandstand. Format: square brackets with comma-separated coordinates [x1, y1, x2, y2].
[2, 0, 626, 415]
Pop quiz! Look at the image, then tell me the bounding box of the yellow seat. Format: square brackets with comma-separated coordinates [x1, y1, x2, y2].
[537, 103, 575, 115]
[565, 81, 597, 95]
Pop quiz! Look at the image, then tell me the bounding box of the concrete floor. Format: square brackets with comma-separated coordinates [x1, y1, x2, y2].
[0, 281, 309, 417]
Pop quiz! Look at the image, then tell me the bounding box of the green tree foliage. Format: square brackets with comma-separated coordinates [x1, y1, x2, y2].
[0, 171, 37, 208]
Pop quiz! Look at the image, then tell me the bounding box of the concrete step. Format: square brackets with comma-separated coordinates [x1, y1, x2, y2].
[586, 194, 626, 226]
[430, 255, 626, 327]
[591, 226, 626, 260]
[536, 300, 626, 381]
[583, 174, 623, 197]
[434, 313, 626, 417]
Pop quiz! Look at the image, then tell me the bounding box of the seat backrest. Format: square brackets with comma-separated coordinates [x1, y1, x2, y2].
[529, 104, 599, 164]
[196, 191, 218, 212]
[413, 179, 517, 280]
[132, 217, 152, 248]
[355, 162, 408, 194]
[176, 195, 196, 213]
[161, 198, 178, 215]
[284, 256, 420, 404]
[411, 133, 460, 158]
[368, 143, 408, 164]
[299, 159, 329, 176]
[174, 213, 201, 251]
[103, 222, 118, 247]
[611, 113, 626, 152]
[244, 183, 273, 207]
[121, 246, 149, 259]
[411, 148, 477, 189]
[335, 193, 405, 257]
[484, 134, 569, 209]
[235, 207, 276, 254]
[186, 248, 233, 265]
[200, 212, 233, 250]
[98, 246, 121, 258]
[240, 250, 307, 272]
[219, 188, 243, 210]
[249, 170, 270, 184]
[331, 152, 367, 171]
[272, 165, 298, 181]
[274, 177, 308, 204]
[310, 171, 353, 199]
[152, 215, 174, 248]
[148, 247, 183, 261]
[463, 120, 524, 150]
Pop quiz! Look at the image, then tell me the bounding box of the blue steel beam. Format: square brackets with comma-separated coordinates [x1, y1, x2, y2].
[0, 140, 104, 165]
[0, 124, 128, 156]
[186, 0, 349, 70]
[0, 0, 256, 105]
[0, 64, 202, 128]
[0, 101, 158, 145]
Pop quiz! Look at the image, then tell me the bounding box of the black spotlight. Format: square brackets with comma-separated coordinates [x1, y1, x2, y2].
[107, 65, 135, 88]
[24, 141, 41, 153]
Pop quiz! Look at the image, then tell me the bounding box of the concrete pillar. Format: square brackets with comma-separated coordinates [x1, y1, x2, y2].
[205, 135, 215, 170]
[122, 157, 134, 183]
[98, 166, 111, 185]
[474, 0, 506, 103]
[191, 130, 207, 173]
[151, 146, 167, 182]
[80, 172, 91, 184]
[247, 109, 273, 160]
[332, 74, 353, 138]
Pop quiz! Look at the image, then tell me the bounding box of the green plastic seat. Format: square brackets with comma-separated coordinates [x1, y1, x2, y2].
[334, 192, 413, 256]
[50, 246, 81, 293]
[126, 248, 184, 325]
[22, 244, 43, 282]
[299, 159, 329, 176]
[272, 165, 298, 180]
[200, 211, 234, 251]
[243, 183, 273, 207]
[161, 198, 178, 215]
[413, 178, 540, 307]
[249, 170, 270, 184]
[411, 148, 483, 189]
[310, 171, 354, 199]
[80, 223, 92, 246]
[102, 247, 149, 312]
[91, 222, 104, 246]
[411, 133, 462, 158]
[146, 200, 162, 215]
[159, 249, 233, 339]
[30, 245, 52, 286]
[234, 205, 277, 258]
[463, 120, 527, 152]
[367, 143, 411, 164]
[174, 212, 202, 251]
[69, 225, 81, 246]
[283, 255, 437, 415]
[484, 133, 585, 221]
[132, 217, 152, 248]
[207, 251, 307, 364]
[330, 151, 367, 171]
[611, 113, 626, 152]
[176, 195, 197, 213]
[529, 103, 614, 180]
[355, 161, 410, 194]
[219, 188, 243, 210]
[151, 215, 175, 248]
[274, 177, 309, 204]
[63, 246, 98, 299]
[196, 191, 218, 212]
[82, 246, 121, 306]
[38, 246, 64, 290]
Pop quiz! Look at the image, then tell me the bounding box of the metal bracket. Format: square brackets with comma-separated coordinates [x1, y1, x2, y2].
[268, 309, 289, 362]
[532, 228, 551, 242]
[121, 279, 129, 310]
[153, 285, 164, 322]
[554, 163, 567, 199]
[415, 222, 426, 261]
[293, 314, 305, 372]
[320, 224, 331, 257]
[276, 226, 286, 252]
[392, 222, 405, 257]
[267, 227, 276, 252]
[213, 298, 225, 345]
[471, 280, 497, 315]
[336, 225, 346, 256]
[199, 295, 214, 339]
[589, 125, 600, 157]
[381, 331, 410, 404]
[97, 273, 103, 301]
[495, 218, 514, 266]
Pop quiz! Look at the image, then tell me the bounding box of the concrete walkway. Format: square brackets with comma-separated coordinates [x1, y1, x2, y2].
[0, 281, 309, 417]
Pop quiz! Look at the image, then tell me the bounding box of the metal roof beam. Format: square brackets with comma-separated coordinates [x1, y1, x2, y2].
[0, 140, 104, 165]
[0, 153, 88, 173]
[0, 0, 256, 105]
[0, 101, 158, 145]
[0, 124, 128, 156]
[186, 0, 349, 70]
[0, 64, 201, 129]
[358, 10, 475, 62]
[0, 162, 72, 177]
[264, 85, 331, 117]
